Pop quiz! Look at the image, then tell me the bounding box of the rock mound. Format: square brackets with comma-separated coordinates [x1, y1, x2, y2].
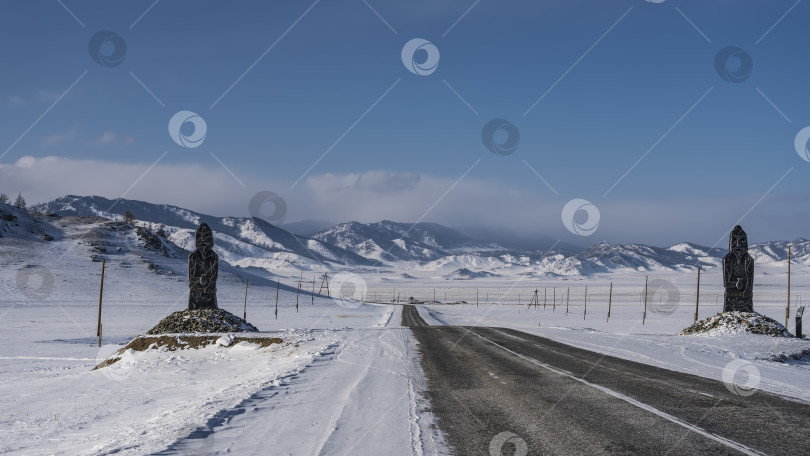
[147, 308, 258, 334]
[679, 311, 792, 337]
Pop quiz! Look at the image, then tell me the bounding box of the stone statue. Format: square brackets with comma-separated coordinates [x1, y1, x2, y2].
[188, 223, 219, 310]
[722, 225, 754, 312]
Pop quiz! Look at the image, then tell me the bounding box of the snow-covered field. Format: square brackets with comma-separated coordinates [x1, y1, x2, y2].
[0, 297, 447, 455]
[0, 227, 447, 455]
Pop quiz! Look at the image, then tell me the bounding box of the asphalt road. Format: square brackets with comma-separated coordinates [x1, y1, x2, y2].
[402, 305, 810, 456]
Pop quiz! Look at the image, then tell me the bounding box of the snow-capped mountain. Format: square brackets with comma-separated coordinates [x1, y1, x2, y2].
[20, 195, 810, 278]
[309, 220, 504, 263]
[32, 195, 373, 268]
[576, 242, 724, 272]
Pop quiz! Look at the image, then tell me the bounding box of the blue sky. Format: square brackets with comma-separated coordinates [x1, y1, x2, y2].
[1, 0, 809, 247]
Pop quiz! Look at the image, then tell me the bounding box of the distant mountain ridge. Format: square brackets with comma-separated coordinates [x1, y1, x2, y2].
[26, 195, 810, 277]
[32, 195, 372, 267]
[310, 220, 503, 263]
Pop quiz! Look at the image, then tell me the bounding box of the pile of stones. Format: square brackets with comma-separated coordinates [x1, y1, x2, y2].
[146, 308, 258, 334]
[679, 311, 792, 337]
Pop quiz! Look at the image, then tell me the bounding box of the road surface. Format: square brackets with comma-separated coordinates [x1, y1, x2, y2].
[402, 305, 810, 455]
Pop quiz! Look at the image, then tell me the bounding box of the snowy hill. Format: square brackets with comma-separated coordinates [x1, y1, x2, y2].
[33, 195, 372, 268]
[576, 242, 723, 273]
[22, 195, 809, 278]
[0, 204, 309, 302]
[310, 220, 503, 262]
[0, 202, 61, 242]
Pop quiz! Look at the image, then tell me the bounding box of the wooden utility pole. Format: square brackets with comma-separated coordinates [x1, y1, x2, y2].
[97, 259, 105, 348]
[318, 273, 330, 297]
[486, 293, 489, 305]
[312, 277, 315, 305]
[243, 279, 249, 320]
[528, 289, 538, 309]
[275, 278, 279, 320]
[543, 288, 547, 310]
[553, 287, 556, 311]
[296, 271, 302, 313]
[787, 245, 792, 329]
[566, 287, 570, 316]
[476, 289, 479, 308]
[584, 286, 588, 320]
[607, 282, 613, 323]
[694, 267, 701, 324]
[643, 276, 649, 325]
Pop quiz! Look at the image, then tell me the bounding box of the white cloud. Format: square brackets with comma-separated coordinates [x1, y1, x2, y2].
[8, 89, 66, 107]
[0, 156, 247, 216]
[90, 131, 117, 146]
[87, 131, 135, 147]
[353, 170, 420, 193]
[42, 128, 78, 146]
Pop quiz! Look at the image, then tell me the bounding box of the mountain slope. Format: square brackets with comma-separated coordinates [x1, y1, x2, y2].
[28, 196, 810, 276]
[33, 195, 372, 267]
[310, 220, 503, 262]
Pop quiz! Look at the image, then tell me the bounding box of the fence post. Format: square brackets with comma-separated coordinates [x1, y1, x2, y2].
[243, 279, 249, 320]
[787, 245, 791, 329]
[584, 286, 587, 320]
[97, 259, 105, 348]
[694, 267, 701, 324]
[643, 276, 648, 325]
[566, 287, 570, 316]
[296, 272, 301, 313]
[607, 282, 612, 323]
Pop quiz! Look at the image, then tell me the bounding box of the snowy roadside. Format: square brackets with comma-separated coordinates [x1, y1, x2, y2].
[0, 301, 447, 455]
[0, 328, 339, 455]
[419, 304, 810, 403]
[164, 304, 448, 455]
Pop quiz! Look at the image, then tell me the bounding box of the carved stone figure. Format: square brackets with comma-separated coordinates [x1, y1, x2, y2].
[188, 223, 219, 310]
[723, 225, 754, 312]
